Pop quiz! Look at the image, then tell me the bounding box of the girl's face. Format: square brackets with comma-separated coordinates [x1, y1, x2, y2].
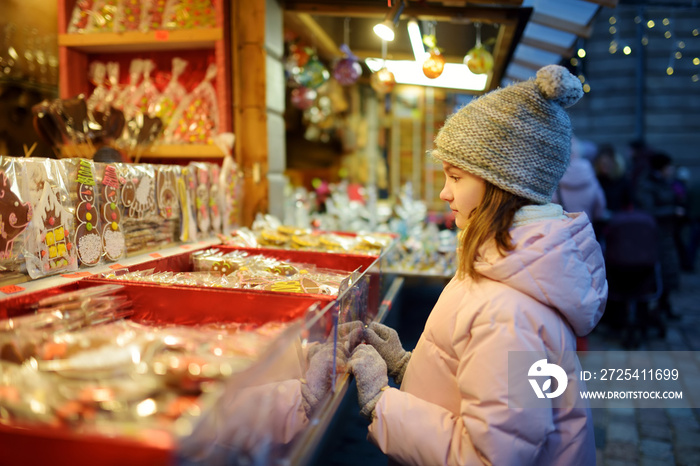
[439, 162, 486, 229]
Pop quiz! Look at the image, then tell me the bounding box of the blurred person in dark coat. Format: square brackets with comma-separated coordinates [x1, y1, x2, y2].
[634, 151, 683, 319]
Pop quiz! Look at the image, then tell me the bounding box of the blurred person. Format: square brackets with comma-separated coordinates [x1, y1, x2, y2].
[593, 143, 633, 213]
[552, 135, 608, 237]
[634, 151, 683, 319]
[345, 65, 607, 466]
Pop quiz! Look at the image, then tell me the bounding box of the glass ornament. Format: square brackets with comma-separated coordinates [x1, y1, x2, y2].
[297, 56, 330, 90]
[290, 86, 317, 110]
[463, 44, 494, 75]
[422, 50, 446, 79]
[370, 67, 396, 94]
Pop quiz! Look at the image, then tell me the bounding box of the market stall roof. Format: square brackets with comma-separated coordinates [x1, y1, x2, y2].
[284, 0, 617, 91]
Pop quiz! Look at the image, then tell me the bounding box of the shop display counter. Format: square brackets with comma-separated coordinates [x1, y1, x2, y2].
[0, 242, 403, 465]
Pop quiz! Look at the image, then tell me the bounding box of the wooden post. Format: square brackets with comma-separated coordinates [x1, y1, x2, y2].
[231, 1, 269, 227]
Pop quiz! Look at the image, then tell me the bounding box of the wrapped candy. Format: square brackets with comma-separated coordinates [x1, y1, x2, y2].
[152, 57, 188, 130]
[162, 0, 217, 30]
[128, 59, 160, 117]
[164, 63, 219, 145]
[67, 0, 96, 33]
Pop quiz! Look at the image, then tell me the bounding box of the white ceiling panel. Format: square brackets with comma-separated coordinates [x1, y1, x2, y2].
[529, 0, 599, 25]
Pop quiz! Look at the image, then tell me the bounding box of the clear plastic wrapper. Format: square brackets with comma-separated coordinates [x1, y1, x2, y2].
[23, 158, 79, 278]
[70, 159, 104, 267]
[128, 59, 160, 118]
[178, 165, 199, 242]
[153, 57, 188, 132]
[85, 0, 123, 33]
[208, 163, 222, 235]
[117, 0, 146, 32]
[214, 133, 240, 235]
[0, 157, 32, 277]
[67, 0, 97, 34]
[164, 63, 218, 145]
[189, 162, 211, 235]
[115, 163, 176, 255]
[87, 61, 109, 114]
[144, 0, 169, 30]
[114, 58, 143, 120]
[161, 0, 216, 30]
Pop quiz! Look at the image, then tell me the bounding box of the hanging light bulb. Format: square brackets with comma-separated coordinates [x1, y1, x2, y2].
[371, 39, 396, 93]
[373, 0, 405, 42]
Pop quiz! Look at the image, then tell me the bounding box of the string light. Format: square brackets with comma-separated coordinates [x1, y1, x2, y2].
[623, 46, 632, 55]
[647, 20, 655, 28]
[570, 57, 579, 66]
[692, 74, 699, 82]
[693, 57, 700, 65]
[577, 48, 587, 58]
[583, 83, 591, 93]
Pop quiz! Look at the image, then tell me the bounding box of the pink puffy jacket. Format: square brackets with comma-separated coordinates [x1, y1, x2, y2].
[369, 206, 608, 466]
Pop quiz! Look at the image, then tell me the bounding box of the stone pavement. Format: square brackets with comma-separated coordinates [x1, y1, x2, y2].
[588, 269, 700, 466]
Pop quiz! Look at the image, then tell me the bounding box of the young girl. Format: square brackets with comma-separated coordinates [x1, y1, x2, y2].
[348, 65, 608, 465]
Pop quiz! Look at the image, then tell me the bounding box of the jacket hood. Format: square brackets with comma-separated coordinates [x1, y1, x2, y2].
[558, 158, 599, 190]
[474, 205, 607, 336]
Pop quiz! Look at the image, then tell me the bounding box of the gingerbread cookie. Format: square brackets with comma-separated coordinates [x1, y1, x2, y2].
[0, 169, 32, 260]
[74, 159, 102, 266]
[100, 164, 125, 261]
[157, 166, 179, 220]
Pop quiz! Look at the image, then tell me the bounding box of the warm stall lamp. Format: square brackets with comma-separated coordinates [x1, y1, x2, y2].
[365, 58, 488, 91]
[373, 0, 405, 41]
[407, 18, 428, 61]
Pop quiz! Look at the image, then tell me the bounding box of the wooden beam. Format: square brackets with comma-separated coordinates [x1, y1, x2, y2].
[284, 1, 524, 25]
[284, 12, 343, 61]
[519, 36, 574, 58]
[232, 1, 269, 227]
[530, 11, 593, 38]
[580, 0, 618, 7]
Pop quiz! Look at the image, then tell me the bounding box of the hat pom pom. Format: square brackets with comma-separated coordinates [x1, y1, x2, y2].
[535, 65, 583, 108]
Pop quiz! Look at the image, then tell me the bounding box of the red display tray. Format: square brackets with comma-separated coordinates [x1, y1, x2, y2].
[0, 279, 333, 465]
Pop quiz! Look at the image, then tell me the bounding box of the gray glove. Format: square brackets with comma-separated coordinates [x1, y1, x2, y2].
[348, 344, 389, 420]
[301, 343, 348, 417]
[363, 322, 411, 385]
[338, 320, 364, 354]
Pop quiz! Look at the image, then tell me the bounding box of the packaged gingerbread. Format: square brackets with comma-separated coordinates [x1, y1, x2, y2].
[70, 159, 103, 267]
[0, 157, 32, 279]
[188, 162, 211, 236]
[23, 157, 79, 279]
[178, 164, 198, 242]
[94, 162, 126, 261]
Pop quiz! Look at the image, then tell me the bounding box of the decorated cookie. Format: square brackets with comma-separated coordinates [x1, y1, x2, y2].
[121, 170, 156, 220]
[74, 160, 102, 266]
[100, 164, 125, 261]
[157, 166, 179, 220]
[32, 182, 77, 275]
[0, 170, 32, 260]
[259, 229, 288, 246]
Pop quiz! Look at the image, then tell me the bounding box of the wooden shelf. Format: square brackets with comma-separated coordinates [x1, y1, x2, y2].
[58, 28, 223, 53]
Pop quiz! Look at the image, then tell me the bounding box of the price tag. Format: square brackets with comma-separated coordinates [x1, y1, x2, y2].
[155, 30, 170, 41]
[109, 263, 125, 270]
[0, 284, 25, 295]
[149, 253, 163, 259]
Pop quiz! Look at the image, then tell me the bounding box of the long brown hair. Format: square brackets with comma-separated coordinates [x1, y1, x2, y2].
[457, 182, 532, 280]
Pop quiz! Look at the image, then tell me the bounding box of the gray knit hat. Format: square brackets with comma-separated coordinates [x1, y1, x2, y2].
[432, 64, 584, 204]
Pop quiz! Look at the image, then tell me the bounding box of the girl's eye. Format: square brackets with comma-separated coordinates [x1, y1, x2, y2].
[451, 176, 460, 182]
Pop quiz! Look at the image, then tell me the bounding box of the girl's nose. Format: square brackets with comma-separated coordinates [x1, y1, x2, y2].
[439, 184, 452, 202]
